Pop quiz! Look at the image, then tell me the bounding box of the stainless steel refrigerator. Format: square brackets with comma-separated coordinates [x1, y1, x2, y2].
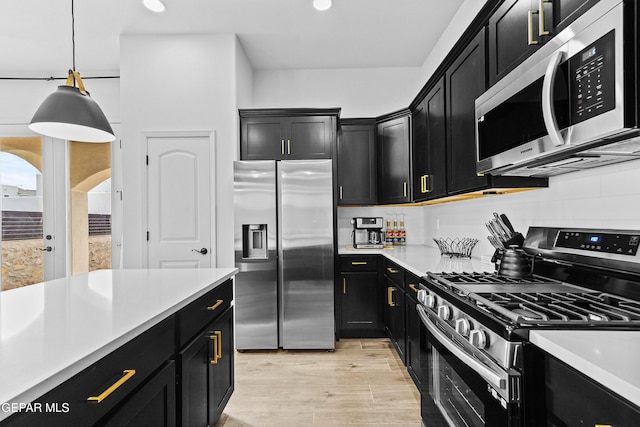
[233, 160, 335, 350]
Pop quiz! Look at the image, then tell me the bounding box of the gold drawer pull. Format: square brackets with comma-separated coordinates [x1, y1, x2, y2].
[387, 287, 396, 307]
[343, 278, 347, 295]
[386, 267, 398, 274]
[87, 370, 136, 403]
[351, 261, 368, 265]
[409, 284, 418, 293]
[210, 331, 222, 365]
[207, 299, 224, 311]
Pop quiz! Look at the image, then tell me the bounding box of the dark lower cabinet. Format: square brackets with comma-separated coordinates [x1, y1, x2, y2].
[385, 280, 406, 364]
[338, 255, 383, 338]
[178, 303, 234, 427]
[340, 272, 383, 337]
[100, 362, 176, 427]
[405, 274, 422, 388]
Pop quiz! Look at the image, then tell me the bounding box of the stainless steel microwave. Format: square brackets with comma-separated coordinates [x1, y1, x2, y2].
[475, 0, 640, 177]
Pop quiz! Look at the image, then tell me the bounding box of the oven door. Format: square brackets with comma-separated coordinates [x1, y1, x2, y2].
[418, 305, 521, 427]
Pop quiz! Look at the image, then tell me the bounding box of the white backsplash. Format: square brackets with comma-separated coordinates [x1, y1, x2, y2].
[424, 158, 640, 259]
[337, 158, 640, 259]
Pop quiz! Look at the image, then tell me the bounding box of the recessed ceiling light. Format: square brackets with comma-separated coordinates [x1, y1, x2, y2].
[143, 0, 166, 13]
[313, 0, 332, 11]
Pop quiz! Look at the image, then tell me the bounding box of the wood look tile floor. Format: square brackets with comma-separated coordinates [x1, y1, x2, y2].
[218, 339, 421, 427]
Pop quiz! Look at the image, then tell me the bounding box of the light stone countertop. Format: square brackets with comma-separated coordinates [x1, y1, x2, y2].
[0, 268, 237, 420]
[530, 330, 640, 407]
[339, 244, 495, 276]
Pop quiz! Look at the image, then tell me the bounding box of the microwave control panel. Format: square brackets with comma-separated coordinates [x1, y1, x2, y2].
[555, 230, 640, 256]
[570, 30, 616, 124]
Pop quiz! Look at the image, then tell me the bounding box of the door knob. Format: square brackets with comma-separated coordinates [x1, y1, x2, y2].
[192, 248, 208, 255]
[38, 246, 53, 252]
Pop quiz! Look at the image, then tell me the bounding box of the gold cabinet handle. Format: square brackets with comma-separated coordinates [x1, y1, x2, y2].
[210, 331, 222, 365]
[386, 267, 398, 274]
[539, 0, 550, 36]
[403, 181, 407, 197]
[343, 278, 347, 295]
[528, 10, 539, 45]
[409, 284, 418, 293]
[421, 175, 426, 193]
[351, 261, 368, 265]
[207, 299, 224, 311]
[339, 185, 343, 200]
[87, 370, 136, 403]
[281, 139, 285, 155]
[387, 287, 396, 307]
[287, 140, 291, 155]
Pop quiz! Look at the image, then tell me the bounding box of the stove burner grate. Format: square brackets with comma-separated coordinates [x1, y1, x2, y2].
[474, 291, 640, 325]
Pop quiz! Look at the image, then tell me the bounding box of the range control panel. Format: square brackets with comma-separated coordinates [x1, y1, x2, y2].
[570, 30, 616, 124]
[556, 230, 640, 256]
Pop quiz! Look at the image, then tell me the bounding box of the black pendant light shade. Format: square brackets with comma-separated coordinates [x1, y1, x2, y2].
[29, 81, 115, 143]
[29, 0, 115, 143]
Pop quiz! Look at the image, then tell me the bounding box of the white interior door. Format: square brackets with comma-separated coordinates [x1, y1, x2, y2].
[146, 132, 214, 268]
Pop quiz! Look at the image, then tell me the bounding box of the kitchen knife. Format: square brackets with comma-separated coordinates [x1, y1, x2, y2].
[500, 213, 516, 234]
[492, 212, 512, 239]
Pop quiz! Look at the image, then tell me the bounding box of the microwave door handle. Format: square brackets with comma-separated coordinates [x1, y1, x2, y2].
[417, 305, 507, 391]
[542, 49, 567, 147]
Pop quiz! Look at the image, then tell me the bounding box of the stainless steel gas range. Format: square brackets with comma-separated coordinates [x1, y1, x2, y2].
[417, 227, 640, 427]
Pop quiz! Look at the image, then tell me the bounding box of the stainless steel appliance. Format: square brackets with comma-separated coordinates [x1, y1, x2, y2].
[475, 0, 640, 177]
[233, 160, 335, 350]
[417, 227, 640, 426]
[352, 217, 384, 249]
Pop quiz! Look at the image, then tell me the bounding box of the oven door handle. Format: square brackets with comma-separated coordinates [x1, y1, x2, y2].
[417, 305, 508, 392]
[542, 48, 567, 147]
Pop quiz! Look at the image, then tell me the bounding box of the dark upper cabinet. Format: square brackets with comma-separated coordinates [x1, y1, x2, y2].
[412, 77, 447, 202]
[489, 0, 601, 86]
[377, 113, 411, 205]
[337, 119, 377, 205]
[488, 0, 542, 86]
[239, 109, 339, 160]
[446, 30, 488, 195]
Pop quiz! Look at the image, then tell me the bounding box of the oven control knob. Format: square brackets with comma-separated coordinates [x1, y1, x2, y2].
[455, 318, 471, 337]
[424, 294, 437, 308]
[437, 305, 451, 321]
[416, 290, 427, 305]
[469, 329, 488, 349]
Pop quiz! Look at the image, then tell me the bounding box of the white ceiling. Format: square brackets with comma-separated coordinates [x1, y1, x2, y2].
[1, 0, 465, 76]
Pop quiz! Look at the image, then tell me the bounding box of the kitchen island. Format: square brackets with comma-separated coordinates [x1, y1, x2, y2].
[0, 268, 237, 425]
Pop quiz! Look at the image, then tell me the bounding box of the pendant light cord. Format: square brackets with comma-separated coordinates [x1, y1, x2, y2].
[71, 0, 76, 72]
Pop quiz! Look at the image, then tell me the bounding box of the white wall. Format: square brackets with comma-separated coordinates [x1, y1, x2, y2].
[253, 67, 421, 117]
[120, 33, 244, 268]
[413, 0, 488, 95]
[0, 77, 120, 126]
[250, 0, 488, 118]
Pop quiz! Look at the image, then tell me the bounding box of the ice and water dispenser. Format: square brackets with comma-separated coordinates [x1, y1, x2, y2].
[242, 224, 268, 259]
